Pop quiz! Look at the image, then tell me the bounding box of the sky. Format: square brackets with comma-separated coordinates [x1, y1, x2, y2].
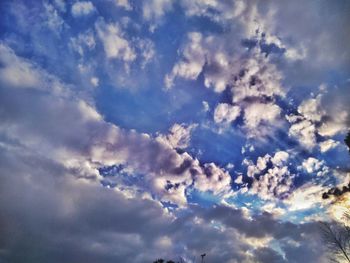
[0, 0, 350, 262]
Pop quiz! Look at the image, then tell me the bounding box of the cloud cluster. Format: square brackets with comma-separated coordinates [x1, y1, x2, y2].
[0, 145, 327, 262]
[95, 19, 136, 62]
[244, 151, 294, 201]
[165, 29, 286, 138]
[1, 0, 349, 262]
[71, 1, 95, 17]
[0, 44, 232, 207]
[157, 123, 197, 150]
[287, 91, 347, 151]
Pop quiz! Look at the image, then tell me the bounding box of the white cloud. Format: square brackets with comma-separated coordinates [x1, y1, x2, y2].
[71, 1, 95, 17]
[95, 19, 136, 62]
[54, 0, 66, 12]
[165, 32, 206, 89]
[90, 77, 99, 87]
[0, 45, 233, 206]
[213, 103, 241, 124]
[114, 0, 132, 10]
[137, 39, 155, 68]
[284, 184, 326, 212]
[287, 89, 348, 150]
[288, 118, 317, 150]
[202, 101, 210, 112]
[230, 52, 285, 103]
[245, 151, 294, 201]
[142, 0, 173, 21]
[271, 151, 289, 167]
[318, 110, 348, 137]
[157, 123, 197, 150]
[43, 2, 65, 32]
[193, 162, 232, 194]
[243, 102, 281, 137]
[0, 44, 43, 89]
[319, 139, 339, 153]
[70, 30, 96, 56]
[301, 157, 328, 176]
[297, 95, 325, 122]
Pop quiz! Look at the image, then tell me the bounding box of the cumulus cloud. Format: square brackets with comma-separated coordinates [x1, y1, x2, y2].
[319, 139, 340, 153]
[287, 88, 348, 150]
[142, 0, 173, 21]
[243, 102, 282, 137]
[114, 0, 132, 10]
[165, 25, 286, 138]
[157, 123, 197, 150]
[245, 151, 294, 201]
[90, 77, 99, 87]
[0, 44, 233, 207]
[1, 1, 349, 262]
[284, 183, 327, 212]
[0, 44, 43, 88]
[301, 157, 329, 176]
[165, 32, 206, 89]
[213, 103, 241, 125]
[298, 95, 325, 122]
[95, 19, 136, 62]
[71, 1, 95, 17]
[0, 148, 326, 263]
[287, 117, 317, 150]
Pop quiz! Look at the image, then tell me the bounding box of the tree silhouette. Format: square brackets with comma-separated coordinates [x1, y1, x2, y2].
[345, 131, 350, 153]
[321, 213, 350, 263]
[153, 259, 177, 263]
[321, 131, 350, 262]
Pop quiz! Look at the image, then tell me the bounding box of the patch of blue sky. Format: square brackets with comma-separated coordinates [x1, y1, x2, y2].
[186, 188, 223, 208]
[188, 125, 245, 167]
[225, 193, 269, 212]
[98, 164, 146, 188]
[280, 206, 326, 224]
[94, 78, 218, 133]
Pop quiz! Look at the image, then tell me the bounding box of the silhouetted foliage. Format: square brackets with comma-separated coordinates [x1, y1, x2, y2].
[346, 131, 350, 153]
[321, 131, 350, 262]
[321, 213, 350, 263]
[322, 131, 350, 199]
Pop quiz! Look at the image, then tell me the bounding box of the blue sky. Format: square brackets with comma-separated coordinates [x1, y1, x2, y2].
[0, 0, 350, 262]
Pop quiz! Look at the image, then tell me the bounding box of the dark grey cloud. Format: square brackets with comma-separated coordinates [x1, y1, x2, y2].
[0, 140, 327, 263]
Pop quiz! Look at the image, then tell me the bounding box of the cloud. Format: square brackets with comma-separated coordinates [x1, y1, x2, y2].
[300, 157, 328, 176]
[213, 103, 241, 125]
[165, 32, 206, 89]
[0, 146, 327, 263]
[319, 139, 340, 153]
[114, 0, 132, 10]
[43, 2, 65, 32]
[0, 44, 233, 207]
[71, 1, 95, 17]
[0, 1, 349, 262]
[142, 0, 173, 21]
[95, 19, 136, 62]
[69, 30, 96, 56]
[244, 151, 294, 201]
[243, 102, 282, 137]
[284, 183, 326, 212]
[157, 123, 197, 150]
[287, 87, 348, 150]
[0, 44, 43, 89]
[287, 116, 317, 150]
[297, 95, 325, 122]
